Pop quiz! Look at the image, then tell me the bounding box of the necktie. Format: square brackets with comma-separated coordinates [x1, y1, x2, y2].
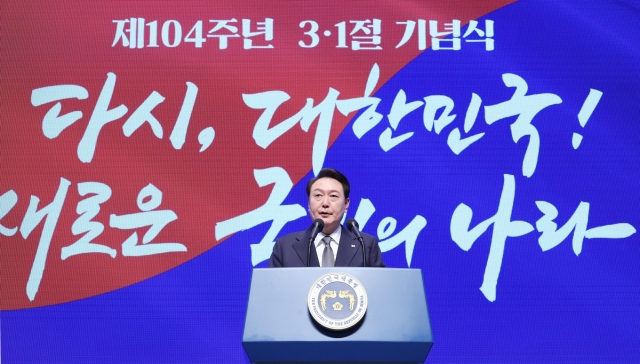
[321, 236, 334, 267]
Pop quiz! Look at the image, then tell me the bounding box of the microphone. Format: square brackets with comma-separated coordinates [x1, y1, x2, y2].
[308, 219, 324, 267]
[346, 218, 366, 267]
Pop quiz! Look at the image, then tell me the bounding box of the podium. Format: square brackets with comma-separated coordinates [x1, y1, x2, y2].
[242, 268, 433, 363]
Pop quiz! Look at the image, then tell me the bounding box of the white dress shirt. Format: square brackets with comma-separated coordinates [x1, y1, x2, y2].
[314, 225, 342, 267]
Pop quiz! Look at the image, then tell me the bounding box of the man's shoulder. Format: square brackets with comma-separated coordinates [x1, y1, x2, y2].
[360, 231, 377, 243]
[358, 230, 376, 239]
[341, 226, 377, 243]
[276, 229, 308, 244]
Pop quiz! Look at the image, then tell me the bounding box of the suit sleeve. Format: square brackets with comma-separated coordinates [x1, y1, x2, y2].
[368, 235, 386, 267]
[268, 238, 283, 268]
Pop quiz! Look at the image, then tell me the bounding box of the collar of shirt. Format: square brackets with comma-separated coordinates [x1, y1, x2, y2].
[314, 225, 342, 265]
[314, 225, 342, 249]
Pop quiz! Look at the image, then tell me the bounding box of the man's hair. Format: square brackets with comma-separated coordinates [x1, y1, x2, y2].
[306, 168, 350, 199]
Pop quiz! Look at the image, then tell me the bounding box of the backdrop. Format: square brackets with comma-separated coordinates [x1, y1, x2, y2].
[2, 0, 639, 362]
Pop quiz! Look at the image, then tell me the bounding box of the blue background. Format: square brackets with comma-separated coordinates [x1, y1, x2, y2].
[3, 1, 639, 362]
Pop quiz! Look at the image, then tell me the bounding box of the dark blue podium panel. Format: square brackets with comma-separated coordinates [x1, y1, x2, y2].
[242, 268, 433, 363]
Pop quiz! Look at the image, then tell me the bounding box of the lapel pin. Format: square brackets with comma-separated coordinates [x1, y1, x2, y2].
[351, 244, 356, 248]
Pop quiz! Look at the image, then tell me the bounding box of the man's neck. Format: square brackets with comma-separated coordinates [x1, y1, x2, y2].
[322, 225, 339, 235]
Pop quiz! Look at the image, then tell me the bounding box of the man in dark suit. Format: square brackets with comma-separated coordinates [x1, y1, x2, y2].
[269, 168, 385, 267]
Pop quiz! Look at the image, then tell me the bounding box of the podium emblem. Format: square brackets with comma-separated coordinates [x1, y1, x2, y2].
[308, 272, 368, 330]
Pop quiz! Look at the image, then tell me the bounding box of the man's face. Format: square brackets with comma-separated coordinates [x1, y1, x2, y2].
[308, 177, 350, 234]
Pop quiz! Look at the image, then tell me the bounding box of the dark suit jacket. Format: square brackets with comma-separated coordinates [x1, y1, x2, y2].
[268, 225, 385, 267]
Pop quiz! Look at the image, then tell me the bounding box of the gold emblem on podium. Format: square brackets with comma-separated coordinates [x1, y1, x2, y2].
[339, 290, 355, 310]
[320, 290, 336, 310]
[308, 272, 368, 330]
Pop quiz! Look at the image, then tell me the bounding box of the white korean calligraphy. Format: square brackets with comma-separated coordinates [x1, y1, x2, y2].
[214, 167, 306, 265]
[0, 190, 19, 236]
[20, 178, 71, 301]
[451, 174, 534, 302]
[109, 184, 186, 256]
[536, 201, 636, 256]
[484, 74, 562, 177]
[61, 182, 116, 260]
